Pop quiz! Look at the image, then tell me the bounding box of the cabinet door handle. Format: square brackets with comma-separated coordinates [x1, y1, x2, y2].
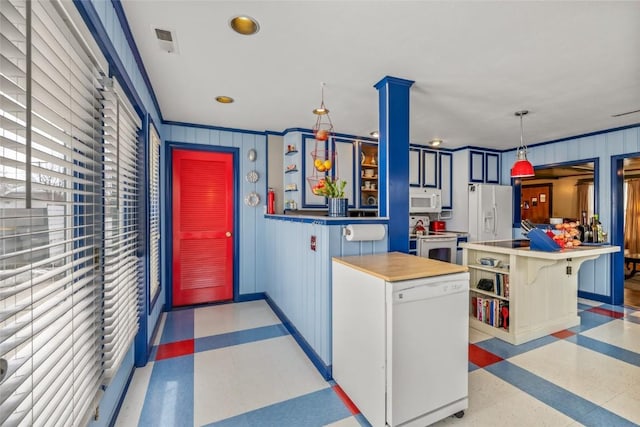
[226, 231, 232, 237]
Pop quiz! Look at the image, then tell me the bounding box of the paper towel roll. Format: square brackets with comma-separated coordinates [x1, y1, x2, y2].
[344, 224, 386, 241]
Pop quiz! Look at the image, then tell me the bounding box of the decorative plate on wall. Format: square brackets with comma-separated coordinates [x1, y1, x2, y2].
[246, 170, 259, 183]
[245, 191, 260, 207]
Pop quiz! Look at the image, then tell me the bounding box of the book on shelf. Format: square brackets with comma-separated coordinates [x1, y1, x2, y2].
[504, 275, 510, 298]
[471, 296, 509, 330]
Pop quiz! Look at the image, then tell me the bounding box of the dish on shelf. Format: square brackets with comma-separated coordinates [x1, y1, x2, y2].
[366, 195, 377, 205]
[478, 257, 501, 267]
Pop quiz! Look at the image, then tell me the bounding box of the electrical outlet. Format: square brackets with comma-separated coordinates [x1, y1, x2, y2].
[310, 235, 316, 251]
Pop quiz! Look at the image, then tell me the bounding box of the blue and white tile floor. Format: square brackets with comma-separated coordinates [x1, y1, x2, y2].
[115, 299, 640, 426]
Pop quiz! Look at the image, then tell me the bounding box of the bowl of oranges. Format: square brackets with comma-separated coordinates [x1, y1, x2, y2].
[311, 150, 334, 172]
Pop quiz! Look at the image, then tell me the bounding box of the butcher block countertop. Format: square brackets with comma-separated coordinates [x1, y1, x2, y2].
[332, 251, 468, 282]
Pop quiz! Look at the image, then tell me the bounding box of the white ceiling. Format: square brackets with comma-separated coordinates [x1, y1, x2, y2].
[120, 1, 640, 151]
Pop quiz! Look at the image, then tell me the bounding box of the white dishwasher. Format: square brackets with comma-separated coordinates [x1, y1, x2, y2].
[333, 256, 469, 427]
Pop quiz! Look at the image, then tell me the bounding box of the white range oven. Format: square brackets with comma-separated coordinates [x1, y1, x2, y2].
[417, 232, 458, 263]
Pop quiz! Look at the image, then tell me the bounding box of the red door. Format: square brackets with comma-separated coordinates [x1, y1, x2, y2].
[172, 149, 234, 306]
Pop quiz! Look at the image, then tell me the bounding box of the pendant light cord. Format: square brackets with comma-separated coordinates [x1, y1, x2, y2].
[520, 113, 525, 150]
[516, 110, 529, 151]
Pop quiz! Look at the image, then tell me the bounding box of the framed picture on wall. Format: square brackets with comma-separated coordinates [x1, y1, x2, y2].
[540, 193, 546, 203]
[532, 197, 538, 207]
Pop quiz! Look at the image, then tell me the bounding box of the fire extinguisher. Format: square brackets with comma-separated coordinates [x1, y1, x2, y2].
[267, 188, 275, 214]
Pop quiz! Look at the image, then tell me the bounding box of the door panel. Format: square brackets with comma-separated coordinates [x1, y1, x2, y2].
[521, 184, 552, 224]
[172, 149, 234, 306]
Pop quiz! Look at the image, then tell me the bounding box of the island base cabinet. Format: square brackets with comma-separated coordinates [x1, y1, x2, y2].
[463, 243, 617, 345]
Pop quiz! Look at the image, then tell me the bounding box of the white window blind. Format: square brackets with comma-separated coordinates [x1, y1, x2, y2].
[101, 77, 141, 382]
[0, 0, 105, 425]
[149, 123, 160, 302]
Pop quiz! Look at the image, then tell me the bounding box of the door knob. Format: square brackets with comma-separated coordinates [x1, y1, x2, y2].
[226, 231, 232, 237]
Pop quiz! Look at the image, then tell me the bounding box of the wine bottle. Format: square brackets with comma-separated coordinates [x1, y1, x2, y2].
[584, 218, 593, 243]
[578, 211, 587, 242]
[592, 214, 601, 243]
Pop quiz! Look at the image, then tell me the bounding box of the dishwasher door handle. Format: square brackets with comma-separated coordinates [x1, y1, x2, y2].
[394, 281, 468, 303]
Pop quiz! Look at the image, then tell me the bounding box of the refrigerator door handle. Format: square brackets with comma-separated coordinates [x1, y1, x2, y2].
[492, 206, 497, 235]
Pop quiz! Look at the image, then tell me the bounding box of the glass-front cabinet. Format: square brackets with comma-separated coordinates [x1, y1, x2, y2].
[332, 138, 356, 208]
[283, 131, 378, 211]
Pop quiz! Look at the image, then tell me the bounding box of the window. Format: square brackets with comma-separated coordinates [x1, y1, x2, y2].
[0, 1, 141, 424]
[101, 77, 142, 381]
[149, 122, 160, 304]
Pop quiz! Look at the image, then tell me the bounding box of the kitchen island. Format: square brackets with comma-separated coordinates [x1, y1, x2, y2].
[262, 213, 389, 379]
[461, 240, 620, 345]
[333, 253, 469, 427]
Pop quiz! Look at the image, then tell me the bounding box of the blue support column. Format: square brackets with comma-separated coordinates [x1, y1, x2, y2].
[374, 76, 414, 253]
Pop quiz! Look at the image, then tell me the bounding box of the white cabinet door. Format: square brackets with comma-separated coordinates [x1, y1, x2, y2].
[470, 151, 485, 183]
[409, 147, 421, 186]
[439, 152, 452, 209]
[486, 153, 500, 183]
[422, 150, 438, 187]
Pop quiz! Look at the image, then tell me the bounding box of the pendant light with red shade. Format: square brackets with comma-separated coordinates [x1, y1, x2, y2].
[511, 110, 535, 178]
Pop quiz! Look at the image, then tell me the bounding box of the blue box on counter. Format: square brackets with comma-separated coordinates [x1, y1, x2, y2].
[527, 228, 561, 252]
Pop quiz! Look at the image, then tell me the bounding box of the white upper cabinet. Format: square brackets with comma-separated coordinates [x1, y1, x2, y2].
[422, 149, 438, 187]
[439, 152, 453, 209]
[409, 147, 421, 186]
[470, 150, 500, 184]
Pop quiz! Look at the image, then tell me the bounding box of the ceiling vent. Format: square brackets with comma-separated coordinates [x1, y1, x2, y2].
[154, 27, 178, 53]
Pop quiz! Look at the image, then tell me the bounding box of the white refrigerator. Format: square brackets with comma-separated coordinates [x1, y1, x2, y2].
[468, 184, 513, 241]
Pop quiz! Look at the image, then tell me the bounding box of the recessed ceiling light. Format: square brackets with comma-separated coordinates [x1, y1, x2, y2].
[229, 16, 260, 35]
[429, 138, 443, 147]
[215, 96, 234, 104]
[370, 131, 379, 138]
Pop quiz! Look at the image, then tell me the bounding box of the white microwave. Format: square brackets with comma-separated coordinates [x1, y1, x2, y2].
[409, 188, 442, 213]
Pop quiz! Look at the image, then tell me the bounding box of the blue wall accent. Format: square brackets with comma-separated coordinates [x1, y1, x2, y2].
[610, 151, 640, 305]
[374, 76, 414, 252]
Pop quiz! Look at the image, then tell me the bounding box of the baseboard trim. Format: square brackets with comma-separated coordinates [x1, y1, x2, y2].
[264, 294, 332, 380]
[107, 365, 136, 427]
[578, 290, 612, 304]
